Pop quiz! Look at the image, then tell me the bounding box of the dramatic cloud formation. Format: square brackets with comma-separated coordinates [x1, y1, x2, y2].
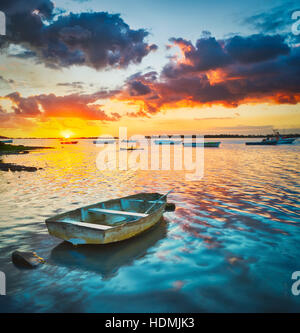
[162, 36, 232, 77]
[118, 33, 300, 114]
[4, 31, 298, 124]
[0, 0, 157, 69]
[0, 1, 299, 126]
[225, 35, 290, 63]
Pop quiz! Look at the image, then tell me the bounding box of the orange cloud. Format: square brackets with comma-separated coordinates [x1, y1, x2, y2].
[2, 91, 121, 122]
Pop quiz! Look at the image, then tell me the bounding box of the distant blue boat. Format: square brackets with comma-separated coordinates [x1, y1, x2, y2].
[154, 140, 182, 145]
[121, 139, 137, 143]
[246, 131, 297, 145]
[0, 139, 13, 143]
[183, 142, 221, 148]
[93, 139, 116, 144]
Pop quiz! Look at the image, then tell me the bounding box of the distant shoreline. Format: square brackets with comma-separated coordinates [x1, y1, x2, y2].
[0, 143, 52, 155]
[2, 134, 300, 139]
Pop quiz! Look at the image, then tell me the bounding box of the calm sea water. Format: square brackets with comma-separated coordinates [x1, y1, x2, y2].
[0, 138, 299, 312]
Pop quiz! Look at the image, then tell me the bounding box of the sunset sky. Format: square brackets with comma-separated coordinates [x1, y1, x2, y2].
[0, 0, 300, 138]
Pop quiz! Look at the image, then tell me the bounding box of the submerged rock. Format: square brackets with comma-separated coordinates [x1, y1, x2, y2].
[12, 251, 45, 269]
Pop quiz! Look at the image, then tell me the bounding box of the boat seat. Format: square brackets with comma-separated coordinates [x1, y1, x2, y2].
[88, 208, 148, 218]
[61, 220, 113, 230]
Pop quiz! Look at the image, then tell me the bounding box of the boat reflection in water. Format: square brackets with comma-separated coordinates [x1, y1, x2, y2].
[50, 218, 168, 279]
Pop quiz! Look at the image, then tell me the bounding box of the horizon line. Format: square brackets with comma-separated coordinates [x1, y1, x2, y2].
[1, 133, 300, 139]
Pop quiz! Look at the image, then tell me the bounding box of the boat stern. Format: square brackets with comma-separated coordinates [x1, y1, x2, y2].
[45, 219, 107, 245]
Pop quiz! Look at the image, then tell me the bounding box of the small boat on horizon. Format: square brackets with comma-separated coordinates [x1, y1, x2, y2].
[183, 142, 221, 148]
[60, 141, 78, 144]
[120, 147, 144, 151]
[45, 191, 173, 245]
[246, 131, 297, 146]
[121, 139, 137, 143]
[0, 139, 13, 143]
[93, 139, 116, 144]
[154, 140, 182, 145]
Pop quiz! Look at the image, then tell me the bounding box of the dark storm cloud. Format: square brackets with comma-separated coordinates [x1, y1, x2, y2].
[162, 34, 291, 79]
[119, 33, 300, 114]
[225, 34, 290, 63]
[128, 80, 151, 96]
[0, 0, 157, 69]
[162, 36, 232, 78]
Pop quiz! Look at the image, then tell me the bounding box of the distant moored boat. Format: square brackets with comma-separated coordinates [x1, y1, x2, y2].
[93, 139, 116, 144]
[246, 131, 297, 145]
[154, 140, 182, 145]
[0, 139, 13, 143]
[120, 147, 144, 151]
[121, 139, 137, 143]
[60, 141, 78, 144]
[183, 142, 221, 147]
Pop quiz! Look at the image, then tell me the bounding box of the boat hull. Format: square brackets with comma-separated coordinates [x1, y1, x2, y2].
[60, 141, 78, 144]
[276, 138, 296, 144]
[154, 140, 182, 145]
[245, 141, 277, 145]
[45, 193, 167, 245]
[120, 148, 144, 151]
[93, 140, 116, 144]
[0, 139, 13, 143]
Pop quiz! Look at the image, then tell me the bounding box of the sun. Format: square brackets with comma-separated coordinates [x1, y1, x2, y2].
[61, 130, 74, 139]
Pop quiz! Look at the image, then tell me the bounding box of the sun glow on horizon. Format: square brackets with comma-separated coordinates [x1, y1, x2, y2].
[61, 130, 74, 139]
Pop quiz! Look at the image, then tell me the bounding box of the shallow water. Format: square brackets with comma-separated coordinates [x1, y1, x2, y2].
[0, 138, 300, 312]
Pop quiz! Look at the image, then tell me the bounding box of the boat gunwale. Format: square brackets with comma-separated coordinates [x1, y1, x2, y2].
[45, 192, 166, 231]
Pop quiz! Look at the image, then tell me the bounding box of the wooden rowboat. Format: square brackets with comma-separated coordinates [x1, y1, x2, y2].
[45, 192, 171, 245]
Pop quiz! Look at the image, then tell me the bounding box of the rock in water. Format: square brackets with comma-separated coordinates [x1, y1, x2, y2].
[165, 202, 176, 212]
[12, 251, 45, 269]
